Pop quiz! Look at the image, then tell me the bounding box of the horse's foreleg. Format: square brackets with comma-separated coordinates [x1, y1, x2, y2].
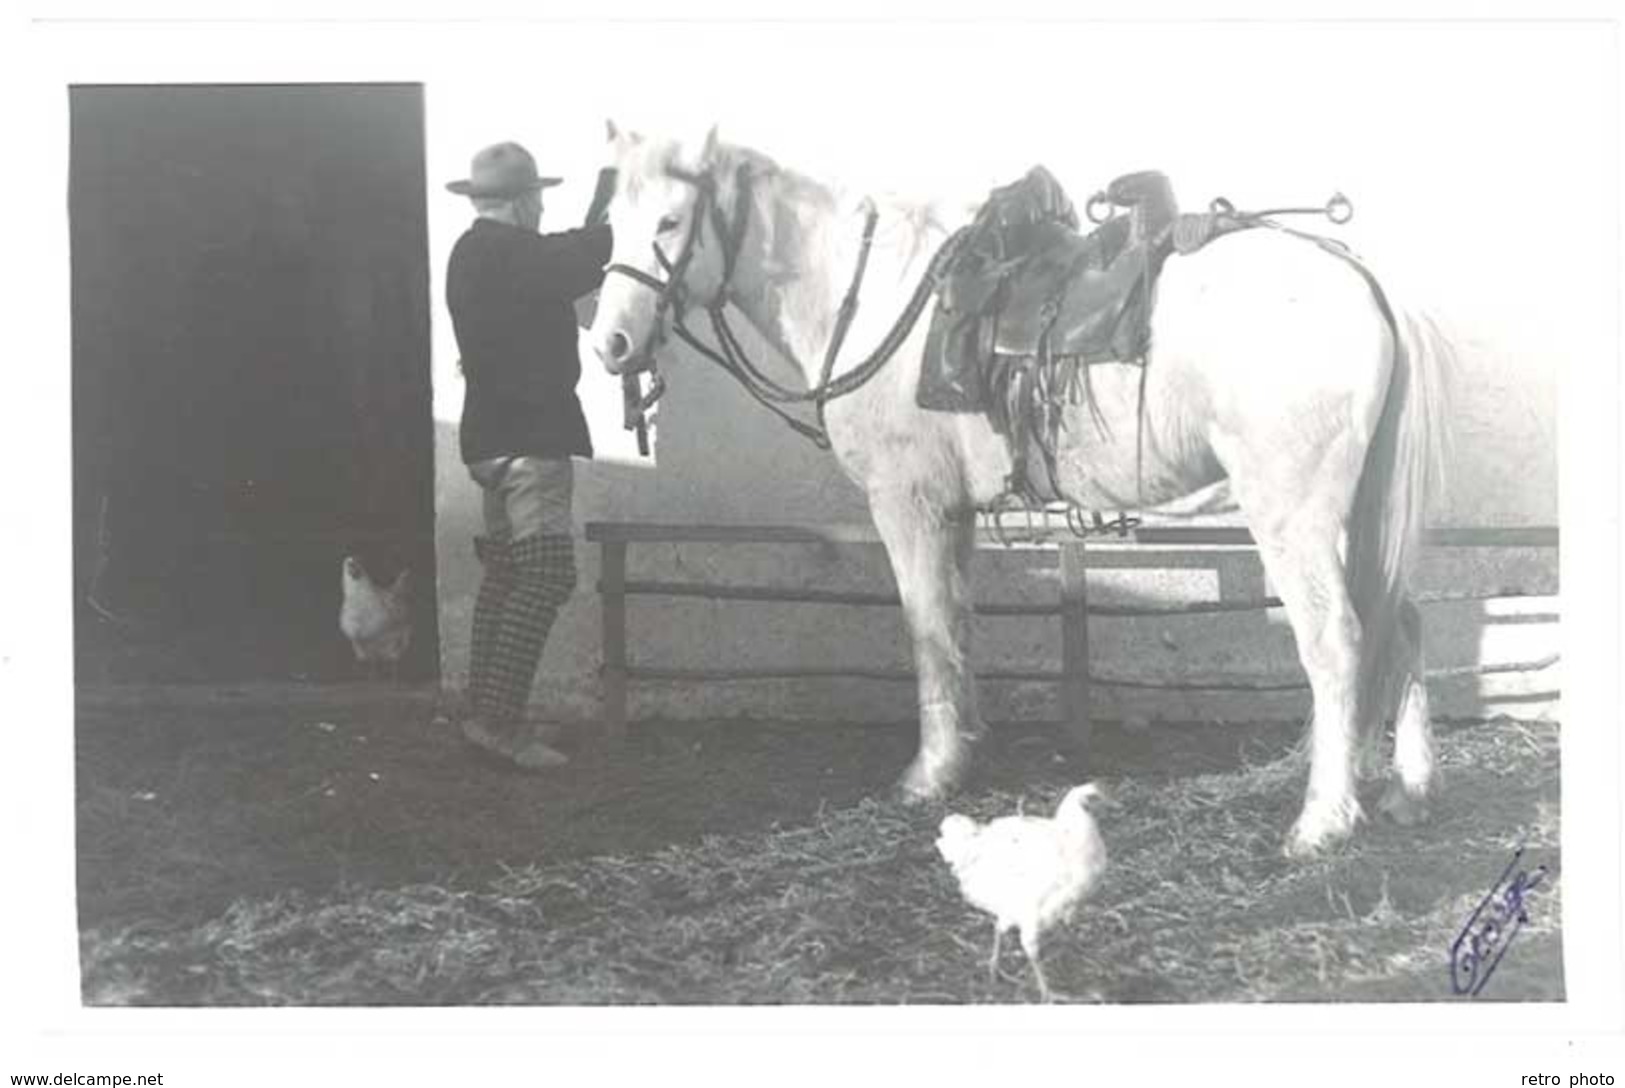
[869, 489, 984, 801]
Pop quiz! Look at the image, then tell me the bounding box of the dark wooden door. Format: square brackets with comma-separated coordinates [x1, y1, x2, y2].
[72, 84, 438, 682]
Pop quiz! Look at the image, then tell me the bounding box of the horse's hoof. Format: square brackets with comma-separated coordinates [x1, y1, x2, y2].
[1283, 800, 1362, 858]
[1283, 829, 1335, 859]
[893, 776, 942, 806]
[1377, 782, 1431, 826]
[893, 749, 971, 804]
[893, 767, 955, 805]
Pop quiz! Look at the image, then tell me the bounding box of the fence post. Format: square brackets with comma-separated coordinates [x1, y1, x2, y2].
[1059, 540, 1092, 760]
[600, 539, 628, 746]
[1216, 551, 1269, 605]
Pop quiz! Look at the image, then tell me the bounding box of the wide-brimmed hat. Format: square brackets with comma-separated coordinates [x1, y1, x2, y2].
[445, 141, 563, 198]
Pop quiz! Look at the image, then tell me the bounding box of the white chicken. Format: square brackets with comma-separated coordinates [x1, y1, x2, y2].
[338, 556, 412, 679]
[936, 783, 1108, 1001]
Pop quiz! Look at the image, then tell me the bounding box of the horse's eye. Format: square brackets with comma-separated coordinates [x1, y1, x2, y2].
[657, 215, 681, 234]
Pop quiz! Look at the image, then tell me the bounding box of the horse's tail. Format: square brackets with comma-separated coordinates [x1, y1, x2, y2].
[1347, 294, 1455, 737]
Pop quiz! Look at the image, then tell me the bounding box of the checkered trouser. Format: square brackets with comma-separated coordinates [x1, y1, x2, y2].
[468, 533, 577, 724]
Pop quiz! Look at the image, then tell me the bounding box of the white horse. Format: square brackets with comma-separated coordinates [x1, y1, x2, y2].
[588, 126, 1452, 856]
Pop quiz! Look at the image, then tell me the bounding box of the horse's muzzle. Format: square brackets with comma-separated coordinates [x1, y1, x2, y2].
[595, 324, 664, 376]
[595, 328, 633, 374]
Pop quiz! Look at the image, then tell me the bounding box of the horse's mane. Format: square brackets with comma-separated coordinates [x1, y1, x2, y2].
[712, 139, 948, 280]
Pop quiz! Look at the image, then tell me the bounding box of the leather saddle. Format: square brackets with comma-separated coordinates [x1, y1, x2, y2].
[919, 168, 1180, 413]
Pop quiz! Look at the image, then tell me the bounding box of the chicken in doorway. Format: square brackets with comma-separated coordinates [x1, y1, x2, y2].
[339, 556, 412, 680]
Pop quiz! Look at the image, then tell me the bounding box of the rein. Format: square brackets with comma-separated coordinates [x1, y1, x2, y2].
[605, 162, 965, 448]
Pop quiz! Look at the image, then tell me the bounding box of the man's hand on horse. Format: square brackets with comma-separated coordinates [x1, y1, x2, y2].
[574, 290, 600, 330]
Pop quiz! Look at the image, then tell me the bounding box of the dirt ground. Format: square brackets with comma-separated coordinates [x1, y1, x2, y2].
[75, 684, 1563, 1004]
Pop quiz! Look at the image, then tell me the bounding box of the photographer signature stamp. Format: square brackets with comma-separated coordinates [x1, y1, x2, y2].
[1450, 843, 1549, 997]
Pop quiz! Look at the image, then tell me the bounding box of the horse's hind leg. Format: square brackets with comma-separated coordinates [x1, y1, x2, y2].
[1379, 596, 1435, 825]
[1222, 454, 1366, 857]
[1259, 530, 1366, 856]
[869, 486, 984, 801]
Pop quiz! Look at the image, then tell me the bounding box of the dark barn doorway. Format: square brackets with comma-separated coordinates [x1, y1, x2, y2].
[71, 84, 439, 683]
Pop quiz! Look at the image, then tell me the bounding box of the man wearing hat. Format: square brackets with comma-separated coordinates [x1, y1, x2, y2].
[444, 141, 615, 769]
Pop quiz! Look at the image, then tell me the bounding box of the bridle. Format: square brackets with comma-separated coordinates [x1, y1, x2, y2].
[604, 159, 965, 448]
[604, 163, 751, 366]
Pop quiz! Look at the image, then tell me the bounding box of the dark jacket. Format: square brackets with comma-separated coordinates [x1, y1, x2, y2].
[447, 219, 612, 464]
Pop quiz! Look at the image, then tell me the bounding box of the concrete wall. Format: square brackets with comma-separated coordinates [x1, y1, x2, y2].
[427, 22, 1600, 727]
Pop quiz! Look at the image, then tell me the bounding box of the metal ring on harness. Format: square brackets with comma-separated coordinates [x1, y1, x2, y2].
[1085, 190, 1115, 225]
[1209, 192, 1353, 226]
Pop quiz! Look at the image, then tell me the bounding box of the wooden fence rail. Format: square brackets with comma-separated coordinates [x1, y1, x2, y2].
[585, 521, 1560, 746]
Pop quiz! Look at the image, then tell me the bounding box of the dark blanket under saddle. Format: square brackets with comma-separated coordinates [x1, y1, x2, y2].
[919, 167, 1185, 414]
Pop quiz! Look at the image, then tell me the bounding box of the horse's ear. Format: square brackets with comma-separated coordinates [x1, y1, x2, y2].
[606, 119, 641, 154]
[674, 123, 719, 172]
